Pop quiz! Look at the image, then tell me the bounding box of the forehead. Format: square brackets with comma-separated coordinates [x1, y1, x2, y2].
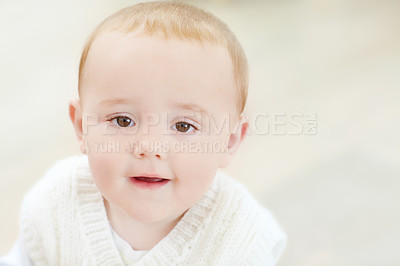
[81, 31, 236, 114]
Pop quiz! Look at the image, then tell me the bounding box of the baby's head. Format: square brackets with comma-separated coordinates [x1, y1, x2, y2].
[69, 1, 249, 228]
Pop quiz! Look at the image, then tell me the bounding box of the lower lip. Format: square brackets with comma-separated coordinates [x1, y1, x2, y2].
[129, 177, 170, 189]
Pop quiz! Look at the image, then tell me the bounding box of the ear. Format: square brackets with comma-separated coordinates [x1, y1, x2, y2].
[219, 114, 249, 168]
[68, 99, 87, 154]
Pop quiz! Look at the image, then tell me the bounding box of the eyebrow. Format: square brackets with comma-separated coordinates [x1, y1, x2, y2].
[173, 103, 208, 114]
[99, 98, 208, 113]
[99, 98, 135, 106]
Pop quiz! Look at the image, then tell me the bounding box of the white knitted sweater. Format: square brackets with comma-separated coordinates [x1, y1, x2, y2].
[20, 155, 286, 265]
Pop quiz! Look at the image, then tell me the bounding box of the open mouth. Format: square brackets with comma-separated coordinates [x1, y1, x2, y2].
[129, 176, 170, 189]
[133, 176, 168, 183]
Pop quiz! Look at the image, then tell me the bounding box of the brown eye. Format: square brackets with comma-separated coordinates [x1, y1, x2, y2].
[175, 122, 194, 133]
[114, 116, 134, 127]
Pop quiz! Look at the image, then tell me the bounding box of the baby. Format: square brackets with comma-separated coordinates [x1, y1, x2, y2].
[1, 1, 286, 265]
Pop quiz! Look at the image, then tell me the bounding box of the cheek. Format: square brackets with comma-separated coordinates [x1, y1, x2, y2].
[87, 153, 115, 186]
[86, 138, 124, 195]
[170, 151, 220, 205]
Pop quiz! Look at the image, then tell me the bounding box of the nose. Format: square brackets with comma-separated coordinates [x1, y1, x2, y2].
[132, 140, 168, 160]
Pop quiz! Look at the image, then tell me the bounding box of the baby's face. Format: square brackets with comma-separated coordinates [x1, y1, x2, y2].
[79, 31, 238, 223]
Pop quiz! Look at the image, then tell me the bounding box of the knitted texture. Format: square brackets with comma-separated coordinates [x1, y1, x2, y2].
[20, 155, 286, 265]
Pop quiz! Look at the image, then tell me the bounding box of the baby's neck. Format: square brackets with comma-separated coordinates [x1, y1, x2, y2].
[104, 198, 185, 251]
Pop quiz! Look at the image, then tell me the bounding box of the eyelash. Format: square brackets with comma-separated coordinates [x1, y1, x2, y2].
[107, 115, 199, 133]
[172, 121, 198, 134]
[107, 115, 136, 128]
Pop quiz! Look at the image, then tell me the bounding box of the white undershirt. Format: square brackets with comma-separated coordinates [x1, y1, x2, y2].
[110, 226, 149, 264]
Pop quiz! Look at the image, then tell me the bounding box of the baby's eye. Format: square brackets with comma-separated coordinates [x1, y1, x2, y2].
[110, 116, 135, 127]
[173, 121, 196, 133]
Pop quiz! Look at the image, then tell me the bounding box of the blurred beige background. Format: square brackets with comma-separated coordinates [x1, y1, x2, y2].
[1, 0, 399, 265]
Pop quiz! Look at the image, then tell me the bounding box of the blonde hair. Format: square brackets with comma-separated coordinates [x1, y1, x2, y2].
[78, 1, 248, 115]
